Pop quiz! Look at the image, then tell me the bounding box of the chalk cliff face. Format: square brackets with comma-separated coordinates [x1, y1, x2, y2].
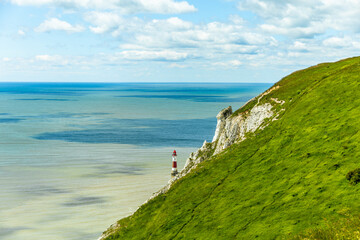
[213, 103, 273, 154]
[99, 87, 283, 240]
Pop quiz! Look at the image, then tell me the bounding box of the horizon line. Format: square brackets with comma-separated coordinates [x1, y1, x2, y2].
[0, 81, 274, 84]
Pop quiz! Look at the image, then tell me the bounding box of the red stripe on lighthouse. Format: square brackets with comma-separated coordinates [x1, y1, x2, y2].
[173, 161, 177, 168]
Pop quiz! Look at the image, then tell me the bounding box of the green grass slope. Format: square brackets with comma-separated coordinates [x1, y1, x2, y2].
[104, 56, 360, 239]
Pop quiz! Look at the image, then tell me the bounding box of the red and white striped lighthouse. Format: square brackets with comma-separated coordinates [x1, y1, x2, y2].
[171, 150, 178, 177]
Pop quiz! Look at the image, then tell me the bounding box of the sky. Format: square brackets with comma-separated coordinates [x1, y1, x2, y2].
[0, 0, 360, 83]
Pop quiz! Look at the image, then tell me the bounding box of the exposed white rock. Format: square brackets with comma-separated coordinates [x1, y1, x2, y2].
[271, 98, 285, 105]
[98, 222, 120, 240]
[213, 103, 273, 154]
[246, 103, 274, 130]
[212, 106, 232, 142]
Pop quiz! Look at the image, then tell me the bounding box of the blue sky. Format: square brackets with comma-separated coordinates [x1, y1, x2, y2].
[1, 0, 360, 82]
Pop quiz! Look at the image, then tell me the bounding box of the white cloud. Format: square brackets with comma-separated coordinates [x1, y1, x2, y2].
[260, 23, 324, 39]
[85, 11, 124, 34]
[18, 30, 26, 36]
[229, 60, 242, 66]
[151, 17, 193, 30]
[113, 16, 273, 50]
[229, 15, 245, 25]
[135, 0, 196, 14]
[169, 63, 186, 68]
[83, 12, 274, 56]
[289, 41, 309, 52]
[213, 59, 242, 68]
[321, 36, 360, 51]
[2, 57, 11, 62]
[239, 0, 360, 38]
[85, 13, 194, 36]
[35, 55, 69, 65]
[35, 55, 57, 61]
[323, 36, 353, 48]
[8, 0, 360, 75]
[83, 14, 278, 67]
[116, 50, 189, 61]
[11, 0, 196, 14]
[35, 18, 84, 33]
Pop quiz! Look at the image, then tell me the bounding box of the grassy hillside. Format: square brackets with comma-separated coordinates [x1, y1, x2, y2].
[104, 56, 360, 239]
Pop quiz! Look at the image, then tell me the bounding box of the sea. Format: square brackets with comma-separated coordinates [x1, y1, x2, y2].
[0, 82, 271, 240]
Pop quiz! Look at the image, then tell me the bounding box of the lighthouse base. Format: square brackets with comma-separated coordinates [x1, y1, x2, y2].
[171, 170, 178, 177]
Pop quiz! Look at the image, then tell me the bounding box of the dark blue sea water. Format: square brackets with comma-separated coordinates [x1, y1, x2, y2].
[0, 82, 271, 240]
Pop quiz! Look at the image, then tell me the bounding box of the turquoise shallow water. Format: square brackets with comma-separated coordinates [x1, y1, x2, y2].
[0, 83, 271, 239]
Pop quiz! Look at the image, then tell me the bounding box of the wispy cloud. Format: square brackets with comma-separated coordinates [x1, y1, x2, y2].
[85, 11, 124, 34]
[85, 14, 274, 59]
[212, 60, 242, 69]
[35, 18, 84, 33]
[11, 0, 196, 14]
[116, 50, 189, 61]
[18, 29, 26, 36]
[238, 0, 360, 39]
[3, 0, 360, 82]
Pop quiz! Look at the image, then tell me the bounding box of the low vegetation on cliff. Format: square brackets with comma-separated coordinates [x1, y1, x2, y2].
[102, 56, 360, 239]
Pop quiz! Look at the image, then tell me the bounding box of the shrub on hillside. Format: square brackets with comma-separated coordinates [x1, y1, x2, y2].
[346, 168, 360, 185]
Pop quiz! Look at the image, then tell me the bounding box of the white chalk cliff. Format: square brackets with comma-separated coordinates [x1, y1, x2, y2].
[176, 85, 283, 180]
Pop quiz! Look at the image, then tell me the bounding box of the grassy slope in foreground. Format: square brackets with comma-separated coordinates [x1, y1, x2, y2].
[104, 57, 360, 239]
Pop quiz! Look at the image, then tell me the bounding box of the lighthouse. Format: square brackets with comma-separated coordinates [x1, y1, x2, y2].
[171, 150, 178, 177]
